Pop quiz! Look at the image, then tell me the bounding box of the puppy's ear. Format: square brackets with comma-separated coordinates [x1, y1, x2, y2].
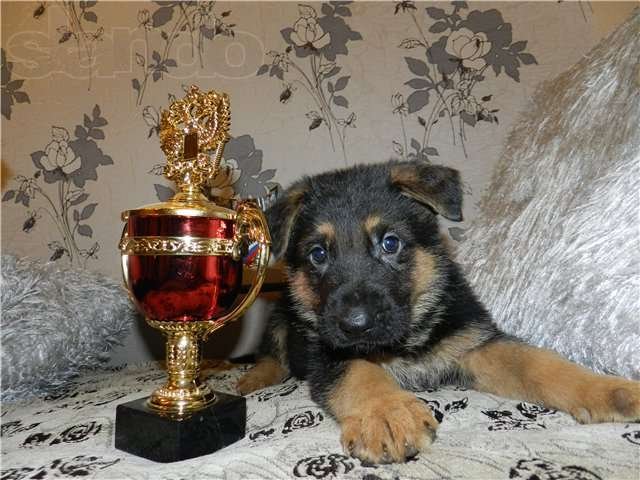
[390, 162, 463, 221]
[266, 180, 308, 259]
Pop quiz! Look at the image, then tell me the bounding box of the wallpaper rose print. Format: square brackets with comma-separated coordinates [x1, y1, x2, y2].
[32, 1, 105, 90]
[2, 106, 112, 265]
[1, 49, 30, 120]
[257, 2, 362, 164]
[392, 1, 537, 160]
[132, 1, 236, 105]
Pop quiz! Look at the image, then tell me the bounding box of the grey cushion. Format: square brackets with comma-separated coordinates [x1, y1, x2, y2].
[1, 254, 136, 401]
[457, 11, 639, 379]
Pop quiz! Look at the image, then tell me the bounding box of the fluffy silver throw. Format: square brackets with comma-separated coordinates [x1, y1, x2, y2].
[458, 10, 640, 379]
[1, 255, 137, 401]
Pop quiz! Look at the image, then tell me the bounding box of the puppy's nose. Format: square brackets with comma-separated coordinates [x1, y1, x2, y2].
[340, 309, 371, 334]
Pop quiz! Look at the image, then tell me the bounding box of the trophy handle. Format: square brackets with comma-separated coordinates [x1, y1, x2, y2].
[119, 225, 130, 289]
[205, 200, 271, 338]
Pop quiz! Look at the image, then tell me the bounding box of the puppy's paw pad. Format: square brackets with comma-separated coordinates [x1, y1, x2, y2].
[340, 392, 437, 464]
[611, 386, 640, 418]
[571, 379, 640, 423]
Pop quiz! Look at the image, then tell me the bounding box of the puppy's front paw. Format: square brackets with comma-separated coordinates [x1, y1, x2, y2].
[570, 377, 640, 424]
[339, 391, 438, 464]
[237, 371, 270, 395]
[236, 357, 286, 395]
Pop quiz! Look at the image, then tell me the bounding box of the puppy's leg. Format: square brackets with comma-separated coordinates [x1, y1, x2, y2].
[237, 304, 289, 395]
[323, 359, 438, 464]
[237, 356, 286, 395]
[461, 340, 640, 423]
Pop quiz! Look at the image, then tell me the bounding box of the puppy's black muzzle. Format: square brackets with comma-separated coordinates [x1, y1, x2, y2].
[323, 282, 404, 348]
[340, 307, 383, 334]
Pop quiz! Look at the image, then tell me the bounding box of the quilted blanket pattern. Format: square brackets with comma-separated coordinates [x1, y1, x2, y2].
[1, 362, 638, 479]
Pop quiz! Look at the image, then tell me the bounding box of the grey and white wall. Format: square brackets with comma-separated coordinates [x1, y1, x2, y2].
[1, 1, 635, 363]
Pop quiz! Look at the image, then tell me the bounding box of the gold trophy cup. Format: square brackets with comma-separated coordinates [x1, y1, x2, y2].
[114, 86, 270, 462]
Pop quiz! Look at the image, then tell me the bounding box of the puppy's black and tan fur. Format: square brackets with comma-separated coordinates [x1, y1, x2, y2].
[238, 161, 640, 464]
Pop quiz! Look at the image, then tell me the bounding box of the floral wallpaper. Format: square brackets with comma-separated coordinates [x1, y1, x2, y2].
[391, 2, 537, 161]
[0, 2, 623, 310]
[3, 106, 112, 265]
[1, 48, 30, 120]
[132, 2, 236, 105]
[257, 2, 362, 164]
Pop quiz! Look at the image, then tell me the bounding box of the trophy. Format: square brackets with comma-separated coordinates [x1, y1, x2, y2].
[115, 86, 270, 462]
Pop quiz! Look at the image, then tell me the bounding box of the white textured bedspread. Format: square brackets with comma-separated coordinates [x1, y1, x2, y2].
[2, 362, 638, 480]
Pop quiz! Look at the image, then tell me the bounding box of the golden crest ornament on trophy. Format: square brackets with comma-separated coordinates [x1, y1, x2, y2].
[114, 86, 271, 463]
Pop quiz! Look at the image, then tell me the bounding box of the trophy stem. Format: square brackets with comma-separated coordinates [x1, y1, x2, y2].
[148, 326, 217, 416]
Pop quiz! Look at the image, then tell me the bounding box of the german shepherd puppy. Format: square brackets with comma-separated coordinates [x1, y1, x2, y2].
[237, 161, 640, 464]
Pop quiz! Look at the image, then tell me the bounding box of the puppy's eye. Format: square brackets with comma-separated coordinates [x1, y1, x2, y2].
[309, 246, 327, 265]
[381, 234, 401, 254]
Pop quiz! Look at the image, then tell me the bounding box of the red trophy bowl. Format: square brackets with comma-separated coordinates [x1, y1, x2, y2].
[125, 215, 241, 323]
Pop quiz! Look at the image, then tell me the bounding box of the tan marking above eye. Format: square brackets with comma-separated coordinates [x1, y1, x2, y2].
[363, 214, 381, 235]
[390, 166, 419, 185]
[316, 222, 336, 241]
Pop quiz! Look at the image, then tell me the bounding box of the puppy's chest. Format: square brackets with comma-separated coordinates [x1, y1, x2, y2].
[377, 353, 466, 391]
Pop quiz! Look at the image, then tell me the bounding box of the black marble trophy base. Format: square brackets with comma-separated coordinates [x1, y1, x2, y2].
[114, 392, 246, 463]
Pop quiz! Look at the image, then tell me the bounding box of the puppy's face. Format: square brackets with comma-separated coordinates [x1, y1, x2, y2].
[268, 162, 462, 351]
